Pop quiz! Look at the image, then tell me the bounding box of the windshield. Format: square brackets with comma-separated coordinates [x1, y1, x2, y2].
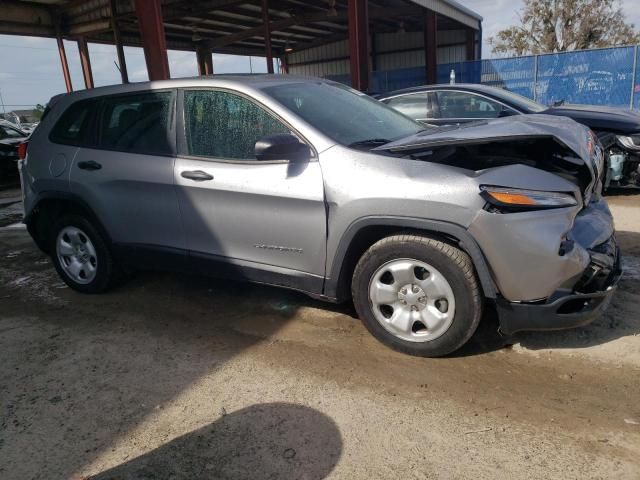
[263, 82, 424, 147]
[490, 87, 546, 113]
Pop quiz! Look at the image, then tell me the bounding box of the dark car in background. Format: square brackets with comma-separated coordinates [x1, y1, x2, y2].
[379, 84, 640, 189]
[0, 120, 28, 184]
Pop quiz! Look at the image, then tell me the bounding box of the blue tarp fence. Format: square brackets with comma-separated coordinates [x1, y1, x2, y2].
[325, 45, 640, 110]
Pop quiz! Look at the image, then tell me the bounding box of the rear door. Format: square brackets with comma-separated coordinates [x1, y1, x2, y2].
[70, 90, 186, 262]
[174, 88, 326, 291]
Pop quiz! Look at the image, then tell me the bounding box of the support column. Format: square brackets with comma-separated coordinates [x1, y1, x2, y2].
[280, 55, 288, 74]
[113, 22, 129, 83]
[466, 28, 476, 61]
[77, 37, 94, 89]
[111, 0, 128, 83]
[196, 45, 214, 75]
[56, 36, 73, 92]
[134, 0, 170, 81]
[261, 0, 274, 73]
[348, 0, 369, 91]
[423, 10, 437, 84]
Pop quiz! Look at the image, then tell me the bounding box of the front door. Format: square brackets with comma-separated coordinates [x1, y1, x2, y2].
[174, 89, 326, 292]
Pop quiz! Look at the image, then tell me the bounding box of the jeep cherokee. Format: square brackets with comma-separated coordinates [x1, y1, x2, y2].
[18, 75, 621, 357]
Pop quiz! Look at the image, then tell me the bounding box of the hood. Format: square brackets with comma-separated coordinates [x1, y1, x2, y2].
[375, 114, 593, 162]
[543, 104, 640, 134]
[374, 114, 601, 202]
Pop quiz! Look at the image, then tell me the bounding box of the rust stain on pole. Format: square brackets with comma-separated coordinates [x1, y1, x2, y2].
[56, 36, 73, 92]
[77, 37, 94, 89]
[134, 0, 170, 81]
[424, 10, 437, 84]
[262, 0, 274, 73]
[348, 0, 369, 92]
[196, 46, 214, 75]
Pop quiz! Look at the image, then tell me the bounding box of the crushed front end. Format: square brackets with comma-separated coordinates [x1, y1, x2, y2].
[496, 197, 621, 335]
[375, 115, 622, 335]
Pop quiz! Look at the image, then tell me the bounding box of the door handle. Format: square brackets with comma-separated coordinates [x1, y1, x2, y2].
[181, 170, 213, 181]
[77, 160, 102, 171]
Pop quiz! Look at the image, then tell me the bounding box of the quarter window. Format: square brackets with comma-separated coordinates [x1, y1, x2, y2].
[436, 91, 504, 119]
[49, 99, 96, 146]
[97, 91, 173, 155]
[183, 90, 290, 160]
[385, 93, 430, 119]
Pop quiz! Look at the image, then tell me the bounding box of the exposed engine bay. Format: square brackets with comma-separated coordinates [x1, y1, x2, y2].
[601, 132, 640, 188]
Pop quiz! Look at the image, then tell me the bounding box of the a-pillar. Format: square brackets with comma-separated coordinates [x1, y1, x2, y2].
[347, 0, 369, 91]
[134, 0, 170, 81]
[423, 10, 437, 84]
[77, 37, 94, 89]
[196, 45, 214, 75]
[56, 36, 73, 92]
[261, 0, 274, 73]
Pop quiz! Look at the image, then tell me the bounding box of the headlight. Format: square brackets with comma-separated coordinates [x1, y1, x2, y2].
[480, 186, 578, 211]
[616, 134, 640, 151]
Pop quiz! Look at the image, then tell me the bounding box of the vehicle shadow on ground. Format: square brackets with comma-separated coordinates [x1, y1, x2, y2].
[0, 230, 340, 479]
[89, 402, 342, 480]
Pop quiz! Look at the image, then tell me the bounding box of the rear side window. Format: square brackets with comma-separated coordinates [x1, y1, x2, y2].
[183, 90, 290, 160]
[385, 93, 430, 119]
[435, 91, 503, 119]
[49, 99, 96, 145]
[97, 91, 174, 155]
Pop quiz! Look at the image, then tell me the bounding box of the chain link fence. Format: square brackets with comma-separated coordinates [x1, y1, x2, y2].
[326, 45, 640, 109]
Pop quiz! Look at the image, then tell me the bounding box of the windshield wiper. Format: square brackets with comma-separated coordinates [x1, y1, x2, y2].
[348, 138, 390, 149]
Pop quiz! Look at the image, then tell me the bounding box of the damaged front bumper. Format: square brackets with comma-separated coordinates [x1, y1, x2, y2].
[497, 235, 622, 335]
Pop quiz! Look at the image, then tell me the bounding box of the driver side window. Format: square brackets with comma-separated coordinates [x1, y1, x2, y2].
[183, 90, 290, 160]
[436, 91, 505, 119]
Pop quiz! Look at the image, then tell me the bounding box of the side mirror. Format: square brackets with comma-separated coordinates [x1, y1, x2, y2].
[498, 108, 516, 118]
[255, 134, 311, 162]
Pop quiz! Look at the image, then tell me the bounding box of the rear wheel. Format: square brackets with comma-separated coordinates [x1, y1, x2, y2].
[50, 214, 119, 293]
[352, 234, 483, 357]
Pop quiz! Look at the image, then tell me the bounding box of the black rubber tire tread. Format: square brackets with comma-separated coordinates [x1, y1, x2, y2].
[352, 234, 483, 357]
[49, 214, 121, 294]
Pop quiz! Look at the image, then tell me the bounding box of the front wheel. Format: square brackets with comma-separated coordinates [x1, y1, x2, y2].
[352, 234, 483, 357]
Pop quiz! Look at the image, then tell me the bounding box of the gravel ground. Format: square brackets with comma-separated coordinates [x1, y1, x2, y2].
[0, 194, 638, 480]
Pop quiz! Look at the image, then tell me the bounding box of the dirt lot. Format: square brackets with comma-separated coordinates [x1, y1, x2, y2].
[0, 194, 639, 480]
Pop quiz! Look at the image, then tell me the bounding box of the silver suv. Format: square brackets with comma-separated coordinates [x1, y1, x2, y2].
[19, 76, 621, 357]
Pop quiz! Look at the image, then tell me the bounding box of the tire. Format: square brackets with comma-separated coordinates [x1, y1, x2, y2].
[49, 214, 120, 293]
[352, 234, 483, 357]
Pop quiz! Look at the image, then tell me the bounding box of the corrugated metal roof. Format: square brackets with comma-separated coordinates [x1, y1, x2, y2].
[2, 0, 482, 55]
[409, 0, 482, 29]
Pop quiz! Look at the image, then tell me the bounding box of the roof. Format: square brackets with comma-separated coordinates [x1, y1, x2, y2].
[380, 83, 505, 98]
[48, 73, 333, 102]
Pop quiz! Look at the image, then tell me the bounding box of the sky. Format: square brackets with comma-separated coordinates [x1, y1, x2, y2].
[1, 0, 639, 110]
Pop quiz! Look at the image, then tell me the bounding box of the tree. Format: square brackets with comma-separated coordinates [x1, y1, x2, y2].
[31, 104, 45, 121]
[489, 0, 640, 56]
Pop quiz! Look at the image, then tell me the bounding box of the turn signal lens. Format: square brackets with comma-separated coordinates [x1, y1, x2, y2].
[480, 186, 577, 210]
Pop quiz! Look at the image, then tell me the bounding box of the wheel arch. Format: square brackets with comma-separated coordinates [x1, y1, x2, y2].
[26, 192, 112, 254]
[325, 217, 498, 303]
